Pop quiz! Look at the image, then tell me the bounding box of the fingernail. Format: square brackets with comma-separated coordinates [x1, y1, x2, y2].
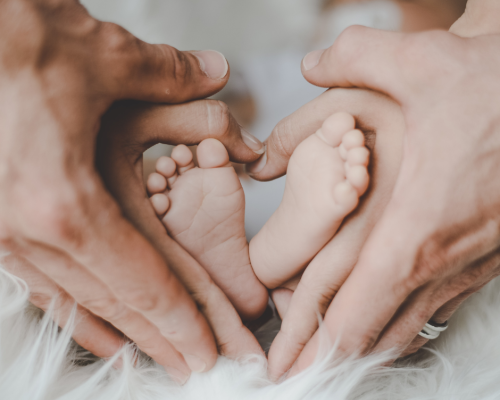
[192, 50, 229, 80]
[246, 146, 267, 175]
[166, 367, 190, 385]
[302, 49, 325, 71]
[241, 128, 265, 155]
[184, 355, 207, 373]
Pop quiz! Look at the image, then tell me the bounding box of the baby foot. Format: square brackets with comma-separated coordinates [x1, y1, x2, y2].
[250, 112, 370, 288]
[147, 139, 268, 321]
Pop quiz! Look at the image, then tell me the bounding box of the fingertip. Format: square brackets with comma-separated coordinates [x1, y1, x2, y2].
[191, 50, 229, 81]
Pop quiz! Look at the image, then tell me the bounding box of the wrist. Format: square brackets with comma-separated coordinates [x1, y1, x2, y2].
[450, 0, 500, 36]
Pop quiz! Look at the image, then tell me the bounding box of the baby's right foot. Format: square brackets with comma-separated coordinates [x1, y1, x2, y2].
[250, 112, 370, 288]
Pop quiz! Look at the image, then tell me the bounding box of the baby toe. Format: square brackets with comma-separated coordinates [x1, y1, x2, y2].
[150, 193, 170, 215]
[317, 112, 356, 147]
[147, 172, 167, 195]
[342, 130, 365, 151]
[333, 181, 359, 213]
[156, 156, 177, 178]
[197, 138, 230, 169]
[347, 165, 369, 195]
[347, 147, 370, 167]
[171, 145, 195, 174]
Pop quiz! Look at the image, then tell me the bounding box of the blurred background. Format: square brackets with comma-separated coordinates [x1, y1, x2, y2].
[82, 0, 466, 238]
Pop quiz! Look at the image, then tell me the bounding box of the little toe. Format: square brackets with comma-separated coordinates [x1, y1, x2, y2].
[197, 138, 231, 169]
[147, 172, 167, 195]
[347, 147, 370, 167]
[342, 129, 365, 150]
[150, 193, 170, 215]
[333, 181, 359, 213]
[316, 112, 356, 147]
[171, 145, 195, 174]
[347, 165, 370, 195]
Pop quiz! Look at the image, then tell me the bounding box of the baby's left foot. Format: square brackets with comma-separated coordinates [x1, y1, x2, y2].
[147, 139, 268, 321]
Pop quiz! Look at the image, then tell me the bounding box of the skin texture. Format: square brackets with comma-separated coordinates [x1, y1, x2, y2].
[145, 139, 269, 321]
[0, 0, 263, 383]
[250, 112, 370, 290]
[248, 0, 500, 380]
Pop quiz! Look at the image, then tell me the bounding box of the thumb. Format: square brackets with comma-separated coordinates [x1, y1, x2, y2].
[97, 23, 229, 103]
[301, 26, 408, 100]
[101, 99, 265, 164]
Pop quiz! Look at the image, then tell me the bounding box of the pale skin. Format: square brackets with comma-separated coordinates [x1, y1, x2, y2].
[145, 114, 370, 324]
[0, 0, 266, 384]
[146, 139, 269, 321]
[247, 0, 500, 380]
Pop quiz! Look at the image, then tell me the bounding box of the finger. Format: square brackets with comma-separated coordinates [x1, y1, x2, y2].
[99, 152, 264, 360]
[289, 200, 423, 374]
[1, 253, 124, 359]
[136, 207, 264, 358]
[17, 243, 193, 381]
[268, 240, 354, 381]
[141, 220, 264, 358]
[271, 288, 293, 320]
[97, 22, 230, 102]
[29, 182, 218, 373]
[376, 249, 500, 356]
[247, 87, 397, 181]
[301, 26, 407, 97]
[101, 99, 264, 164]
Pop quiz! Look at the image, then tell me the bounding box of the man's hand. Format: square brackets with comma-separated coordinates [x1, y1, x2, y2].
[249, 2, 500, 379]
[0, 0, 263, 383]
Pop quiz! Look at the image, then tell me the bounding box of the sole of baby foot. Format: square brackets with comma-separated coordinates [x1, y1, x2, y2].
[249, 112, 370, 289]
[147, 139, 268, 321]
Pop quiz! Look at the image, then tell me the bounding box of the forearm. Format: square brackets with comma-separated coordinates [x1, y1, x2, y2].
[450, 0, 500, 36]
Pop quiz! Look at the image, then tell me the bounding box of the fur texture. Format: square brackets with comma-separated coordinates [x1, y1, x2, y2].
[1, 263, 500, 400]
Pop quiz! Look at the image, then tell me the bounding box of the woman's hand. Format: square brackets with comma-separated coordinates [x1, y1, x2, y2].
[0, 0, 262, 382]
[250, 2, 500, 379]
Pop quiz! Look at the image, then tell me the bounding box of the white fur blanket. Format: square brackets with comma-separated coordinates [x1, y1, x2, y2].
[1, 263, 500, 400]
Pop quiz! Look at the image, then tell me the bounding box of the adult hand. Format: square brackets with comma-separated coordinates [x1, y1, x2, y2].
[0, 0, 263, 382]
[249, 1, 500, 378]
[97, 99, 264, 357]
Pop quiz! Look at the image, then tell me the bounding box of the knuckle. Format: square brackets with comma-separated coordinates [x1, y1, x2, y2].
[125, 288, 161, 313]
[100, 22, 135, 55]
[333, 25, 367, 62]
[30, 290, 64, 311]
[205, 100, 232, 139]
[167, 46, 193, 88]
[81, 295, 126, 321]
[98, 23, 140, 82]
[402, 238, 446, 292]
[398, 31, 464, 86]
[269, 117, 298, 160]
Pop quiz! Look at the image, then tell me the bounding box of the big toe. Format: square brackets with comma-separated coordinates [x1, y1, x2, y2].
[317, 112, 356, 147]
[197, 138, 231, 169]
